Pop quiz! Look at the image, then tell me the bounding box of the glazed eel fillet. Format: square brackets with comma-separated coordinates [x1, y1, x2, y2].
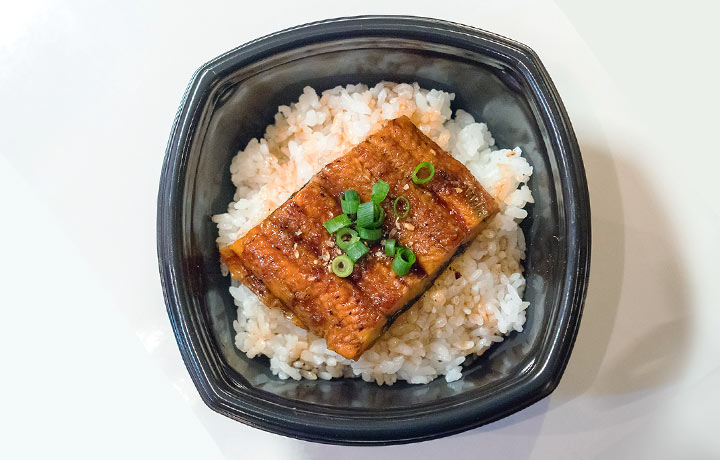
[220, 116, 498, 360]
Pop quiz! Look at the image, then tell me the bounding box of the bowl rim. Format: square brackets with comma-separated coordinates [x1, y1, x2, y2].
[157, 15, 591, 445]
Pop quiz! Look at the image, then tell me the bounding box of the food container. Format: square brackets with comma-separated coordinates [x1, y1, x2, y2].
[157, 15, 591, 445]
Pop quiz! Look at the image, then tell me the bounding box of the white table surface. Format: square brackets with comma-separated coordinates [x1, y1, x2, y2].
[2, 1, 719, 458]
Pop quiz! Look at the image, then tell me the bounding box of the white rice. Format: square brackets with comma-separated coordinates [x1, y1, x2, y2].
[212, 82, 533, 385]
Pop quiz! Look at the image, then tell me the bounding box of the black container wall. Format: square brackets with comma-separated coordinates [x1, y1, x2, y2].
[157, 16, 591, 445]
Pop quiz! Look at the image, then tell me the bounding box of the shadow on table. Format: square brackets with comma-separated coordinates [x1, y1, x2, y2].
[555, 140, 691, 403]
[298, 398, 550, 460]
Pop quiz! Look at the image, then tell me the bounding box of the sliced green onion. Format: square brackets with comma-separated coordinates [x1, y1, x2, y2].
[371, 180, 390, 204]
[368, 203, 384, 229]
[341, 190, 360, 214]
[358, 201, 385, 229]
[358, 227, 382, 241]
[384, 239, 397, 257]
[341, 197, 360, 214]
[323, 214, 352, 233]
[331, 255, 354, 277]
[344, 189, 359, 201]
[356, 201, 374, 228]
[393, 196, 410, 218]
[412, 162, 435, 184]
[336, 228, 359, 250]
[392, 247, 416, 276]
[345, 240, 369, 262]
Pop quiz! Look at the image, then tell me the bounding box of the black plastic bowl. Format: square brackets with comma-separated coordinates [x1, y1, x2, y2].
[157, 16, 590, 445]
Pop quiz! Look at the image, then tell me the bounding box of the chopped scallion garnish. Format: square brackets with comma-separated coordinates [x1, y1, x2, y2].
[358, 227, 382, 241]
[323, 213, 352, 233]
[331, 255, 354, 277]
[357, 201, 385, 229]
[368, 202, 384, 229]
[336, 227, 359, 250]
[392, 247, 416, 276]
[393, 196, 410, 218]
[344, 190, 359, 201]
[384, 239, 397, 257]
[371, 180, 390, 204]
[341, 198, 359, 215]
[340, 190, 360, 214]
[356, 201, 374, 228]
[412, 162, 435, 184]
[345, 240, 369, 262]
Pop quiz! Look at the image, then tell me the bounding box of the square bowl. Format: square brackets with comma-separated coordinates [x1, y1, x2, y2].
[157, 15, 590, 445]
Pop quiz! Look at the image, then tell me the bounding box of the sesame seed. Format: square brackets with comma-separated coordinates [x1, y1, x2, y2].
[403, 223, 415, 230]
[403, 184, 409, 190]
